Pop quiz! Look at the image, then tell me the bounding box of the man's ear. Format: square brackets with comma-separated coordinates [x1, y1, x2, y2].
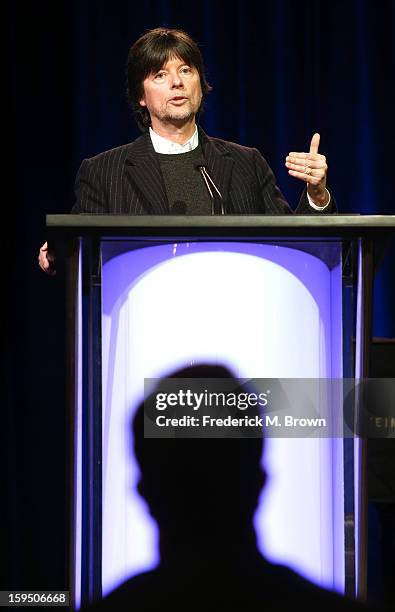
[136, 478, 161, 520]
[260, 468, 267, 491]
[139, 98, 146, 107]
[137, 477, 146, 498]
[137, 477, 155, 505]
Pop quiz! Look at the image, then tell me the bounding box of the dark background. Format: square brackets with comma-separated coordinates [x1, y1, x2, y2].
[4, 0, 395, 600]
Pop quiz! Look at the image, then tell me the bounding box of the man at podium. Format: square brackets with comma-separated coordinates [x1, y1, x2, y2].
[38, 27, 335, 274]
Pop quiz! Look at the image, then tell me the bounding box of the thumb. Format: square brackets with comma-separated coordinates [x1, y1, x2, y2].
[309, 133, 320, 155]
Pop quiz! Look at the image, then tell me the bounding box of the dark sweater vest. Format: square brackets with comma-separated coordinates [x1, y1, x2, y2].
[157, 145, 212, 215]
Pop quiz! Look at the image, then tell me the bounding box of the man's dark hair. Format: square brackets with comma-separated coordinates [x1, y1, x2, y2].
[126, 27, 212, 131]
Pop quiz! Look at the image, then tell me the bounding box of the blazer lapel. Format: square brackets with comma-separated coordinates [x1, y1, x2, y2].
[124, 132, 169, 214]
[199, 128, 234, 208]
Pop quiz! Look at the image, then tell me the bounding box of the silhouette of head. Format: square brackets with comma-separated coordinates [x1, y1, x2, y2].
[133, 365, 266, 544]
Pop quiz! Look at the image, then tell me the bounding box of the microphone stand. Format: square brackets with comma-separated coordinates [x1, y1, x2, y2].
[197, 166, 225, 215]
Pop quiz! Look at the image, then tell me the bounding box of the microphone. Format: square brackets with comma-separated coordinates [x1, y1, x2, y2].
[194, 161, 225, 215]
[171, 200, 187, 214]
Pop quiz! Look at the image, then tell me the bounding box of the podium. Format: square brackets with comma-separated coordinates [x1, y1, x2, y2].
[47, 214, 395, 610]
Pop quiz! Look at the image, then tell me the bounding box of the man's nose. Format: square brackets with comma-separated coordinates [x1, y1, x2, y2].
[169, 71, 183, 87]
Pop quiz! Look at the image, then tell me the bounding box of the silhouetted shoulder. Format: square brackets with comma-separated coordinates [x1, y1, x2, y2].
[84, 562, 377, 612]
[84, 569, 172, 612]
[261, 562, 377, 611]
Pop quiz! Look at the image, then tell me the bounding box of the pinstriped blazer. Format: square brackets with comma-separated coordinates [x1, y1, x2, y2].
[72, 128, 335, 215]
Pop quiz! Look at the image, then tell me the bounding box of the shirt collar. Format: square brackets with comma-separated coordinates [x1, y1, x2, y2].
[149, 126, 199, 154]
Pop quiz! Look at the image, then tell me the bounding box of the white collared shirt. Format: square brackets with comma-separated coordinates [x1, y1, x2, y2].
[149, 126, 199, 154]
[307, 190, 330, 210]
[148, 126, 329, 209]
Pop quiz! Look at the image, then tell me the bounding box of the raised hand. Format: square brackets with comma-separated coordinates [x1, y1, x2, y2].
[285, 133, 329, 207]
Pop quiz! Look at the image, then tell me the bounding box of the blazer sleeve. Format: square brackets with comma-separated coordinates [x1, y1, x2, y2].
[252, 148, 293, 214]
[295, 187, 337, 214]
[71, 158, 109, 214]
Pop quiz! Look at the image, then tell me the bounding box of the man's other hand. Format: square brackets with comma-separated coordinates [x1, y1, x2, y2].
[285, 133, 329, 207]
[38, 242, 56, 275]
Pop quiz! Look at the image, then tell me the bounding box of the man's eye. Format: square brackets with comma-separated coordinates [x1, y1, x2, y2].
[154, 72, 166, 80]
[180, 67, 192, 75]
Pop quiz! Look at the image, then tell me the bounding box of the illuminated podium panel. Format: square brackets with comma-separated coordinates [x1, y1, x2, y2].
[101, 241, 341, 596]
[46, 214, 395, 610]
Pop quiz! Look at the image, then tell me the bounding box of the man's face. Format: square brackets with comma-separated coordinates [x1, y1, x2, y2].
[139, 56, 202, 130]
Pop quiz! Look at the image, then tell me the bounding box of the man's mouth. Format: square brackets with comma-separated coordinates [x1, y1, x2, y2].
[169, 96, 187, 102]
